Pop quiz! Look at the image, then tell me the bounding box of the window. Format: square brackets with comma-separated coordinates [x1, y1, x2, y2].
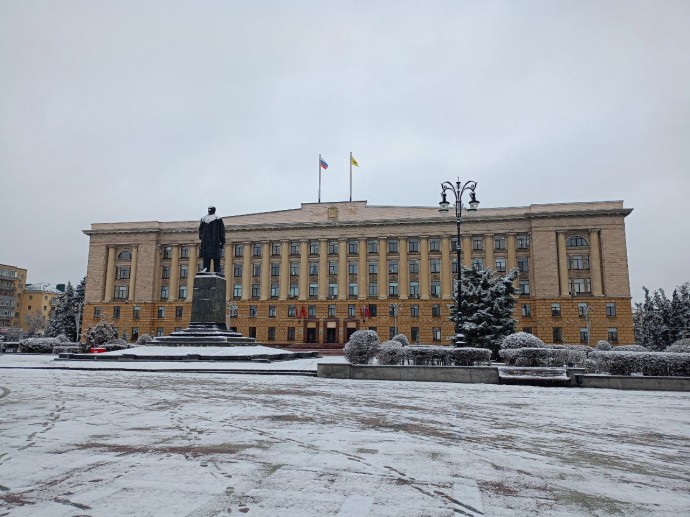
[249, 305, 257, 317]
[162, 266, 170, 279]
[271, 284, 279, 298]
[328, 304, 336, 318]
[233, 264, 242, 278]
[568, 255, 590, 270]
[160, 286, 169, 300]
[431, 304, 441, 317]
[271, 263, 280, 276]
[289, 285, 299, 298]
[472, 236, 483, 251]
[551, 303, 561, 317]
[430, 259, 441, 273]
[268, 305, 276, 318]
[495, 236, 506, 250]
[367, 240, 378, 254]
[566, 235, 588, 247]
[606, 303, 617, 317]
[248, 327, 257, 338]
[309, 262, 319, 275]
[348, 304, 356, 317]
[452, 259, 458, 273]
[309, 241, 319, 255]
[368, 261, 378, 275]
[288, 305, 296, 317]
[308, 305, 316, 318]
[388, 282, 398, 296]
[608, 328, 619, 343]
[348, 283, 358, 297]
[390, 327, 397, 340]
[113, 306, 121, 319]
[548, 327, 562, 343]
[388, 239, 399, 253]
[523, 327, 532, 334]
[409, 281, 419, 296]
[116, 266, 130, 279]
[157, 306, 165, 318]
[411, 327, 419, 342]
[180, 265, 189, 279]
[288, 242, 299, 255]
[580, 327, 589, 344]
[271, 242, 280, 256]
[451, 237, 459, 251]
[234, 244, 244, 257]
[179, 285, 187, 300]
[252, 243, 262, 257]
[432, 327, 441, 342]
[517, 234, 530, 249]
[328, 241, 338, 254]
[578, 303, 589, 317]
[251, 284, 260, 298]
[114, 286, 128, 299]
[233, 284, 242, 298]
[570, 278, 591, 294]
[389, 260, 399, 274]
[131, 306, 140, 319]
[252, 263, 261, 277]
[329, 262, 338, 275]
[328, 283, 338, 297]
[163, 246, 172, 259]
[117, 250, 132, 261]
[348, 240, 358, 254]
[94, 307, 102, 318]
[430, 282, 441, 297]
[348, 262, 358, 275]
[429, 238, 440, 252]
[156, 327, 164, 337]
[287, 327, 295, 341]
[368, 283, 378, 297]
[368, 304, 377, 317]
[131, 327, 139, 341]
[175, 306, 183, 318]
[388, 304, 398, 317]
[410, 304, 419, 317]
[495, 257, 506, 272]
[521, 303, 532, 317]
[290, 262, 299, 276]
[517, 256, 529, 273]
[408, 238, 419, 252]
[472, 257, 484, 270]
[267, 327, 276, 341]
[519, 280, 530, 295]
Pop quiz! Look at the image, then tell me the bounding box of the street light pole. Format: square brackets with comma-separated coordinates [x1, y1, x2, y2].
[439, 179, 479, 347]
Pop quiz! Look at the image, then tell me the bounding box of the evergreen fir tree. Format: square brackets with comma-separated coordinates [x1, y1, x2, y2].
[634, 283, 690, 350]
[46, 277, 86, 342]
[448, 266, 519, 358]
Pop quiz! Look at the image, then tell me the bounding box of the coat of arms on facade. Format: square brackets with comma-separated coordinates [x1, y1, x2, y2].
[327, 206, 339, 220]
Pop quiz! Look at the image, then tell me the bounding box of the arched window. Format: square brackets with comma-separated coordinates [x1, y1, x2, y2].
[566, 235, 588, 247]
[117, 250, 132, 261]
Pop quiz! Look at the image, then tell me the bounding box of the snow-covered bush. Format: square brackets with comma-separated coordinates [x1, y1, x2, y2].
[587, 351, 690, 376]
[18, 337, 62, 353]
[391, 334, 410, 347]
[596, 340, 612, 351]
[403, 346, 435, 365]
[448, 347, 492, 366]
[55, 334, 70, 344]
[377, 340, 405, 365]
[612, 344, 647, 352]
[135, 334, 153, 345]
[400, 346, 491, 366]
[343, 330, 380, 364]
[501, 332, 546, 350]
[85, 321, 117, 346]
[105, 338, 129, 351]
[500, 348, 587, 367]
[666, 338, 690, 354]
[53, 345, 82, 354]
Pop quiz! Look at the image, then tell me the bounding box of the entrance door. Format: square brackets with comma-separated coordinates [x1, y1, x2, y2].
[306, 327, 317, 343]
[325, 327, 337, 343]
[346, 327, 357, 341]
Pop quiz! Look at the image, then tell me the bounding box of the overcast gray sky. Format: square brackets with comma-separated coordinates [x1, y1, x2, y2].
[1, 0, 688, 302]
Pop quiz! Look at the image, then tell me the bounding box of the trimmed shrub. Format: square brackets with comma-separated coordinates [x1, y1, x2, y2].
[448, 347, 492, 366]
[53, 345, 82, 354]
[391, 334, 410, 347]
[18, 337, 62, 353]
[667, 338, 690, 354]
[401, 346, 491, 366]
[501, 332, 546, 350]
[596, 340, 612, 351]
[377, 340, 405, 365]
[135, 334, 153, 345]
[612, 345, 648, 352]
[85, 321, 117, 346]
[500, 348, 587, 367]
[587, 351, 690, 376]
[344, 330, 380, 364]
[104, 338, 129, 351]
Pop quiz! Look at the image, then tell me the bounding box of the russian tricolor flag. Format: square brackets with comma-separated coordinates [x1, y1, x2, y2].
[320, 157, 328, 170]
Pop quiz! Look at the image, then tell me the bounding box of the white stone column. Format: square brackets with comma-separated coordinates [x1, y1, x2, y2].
[318, 239, 328, 300]
[241, 244, 251, 301]
[298, 240, 308, 301]
[590, 229, 603, 296]
[260, 242, 270, 300]
[358, 238, 367, 300]
[557, 231, 569, 296]
[104, 246, 116, 302]
[128, 246, 138, 302]
[279, 241, 289, 300]
[338, 238, 347, 301]
[441, 236, 451, 299]
[378, 237, 387, 300]
[419, 236, 429, 300]
[399, 237, 408, 299]
[169, 245, 179, 302]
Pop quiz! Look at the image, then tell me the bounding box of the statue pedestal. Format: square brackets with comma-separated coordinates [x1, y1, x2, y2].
[191, 272, 227, 325]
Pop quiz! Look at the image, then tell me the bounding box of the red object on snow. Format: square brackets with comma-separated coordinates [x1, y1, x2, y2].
[89, 347, 107, 353]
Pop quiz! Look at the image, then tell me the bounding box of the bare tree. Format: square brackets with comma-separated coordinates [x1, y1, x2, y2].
[24, 312, 47, 337]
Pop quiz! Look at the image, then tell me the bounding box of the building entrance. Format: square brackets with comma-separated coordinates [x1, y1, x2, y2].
[306, 327, 317, 343]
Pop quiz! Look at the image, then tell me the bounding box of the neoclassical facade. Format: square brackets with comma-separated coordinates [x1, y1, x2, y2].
[82, 200, 634, 346]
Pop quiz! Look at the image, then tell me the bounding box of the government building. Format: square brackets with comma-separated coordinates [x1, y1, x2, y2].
[82, 200, 634, 346]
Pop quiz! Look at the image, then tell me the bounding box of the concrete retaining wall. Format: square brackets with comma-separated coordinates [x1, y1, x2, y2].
[317, 363, 500, 384]
[580, 375, 690, 391]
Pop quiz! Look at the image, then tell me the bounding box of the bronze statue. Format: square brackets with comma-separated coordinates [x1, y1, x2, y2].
[198, 206, 226, 273]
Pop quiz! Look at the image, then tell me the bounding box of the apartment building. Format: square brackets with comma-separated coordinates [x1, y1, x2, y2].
[0, 264, 27, 330]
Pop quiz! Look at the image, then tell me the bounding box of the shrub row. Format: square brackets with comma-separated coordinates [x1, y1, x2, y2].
[586, 351, 690, 377]
[400, 346, 491, 366]
[499, 348, 588, 367]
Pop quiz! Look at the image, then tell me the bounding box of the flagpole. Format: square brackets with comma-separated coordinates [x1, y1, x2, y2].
[349, 152, 353, 202]
[318, 154, 322, 203]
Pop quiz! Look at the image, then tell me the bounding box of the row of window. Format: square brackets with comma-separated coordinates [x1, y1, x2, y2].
[550, 326, 618, 343]
[520, 302, 617, 318]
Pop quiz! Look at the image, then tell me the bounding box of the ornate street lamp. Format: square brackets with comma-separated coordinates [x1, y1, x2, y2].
[439, 179, 479, 346]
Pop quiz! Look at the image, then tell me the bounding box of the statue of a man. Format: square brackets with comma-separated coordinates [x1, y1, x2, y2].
[198, 206, 226, 273]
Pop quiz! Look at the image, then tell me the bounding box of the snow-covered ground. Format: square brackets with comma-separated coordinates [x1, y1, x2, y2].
[0, 360, 688, 516]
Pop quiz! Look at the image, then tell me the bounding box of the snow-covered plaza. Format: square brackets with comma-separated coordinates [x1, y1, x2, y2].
[1, 359, 688, 516]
